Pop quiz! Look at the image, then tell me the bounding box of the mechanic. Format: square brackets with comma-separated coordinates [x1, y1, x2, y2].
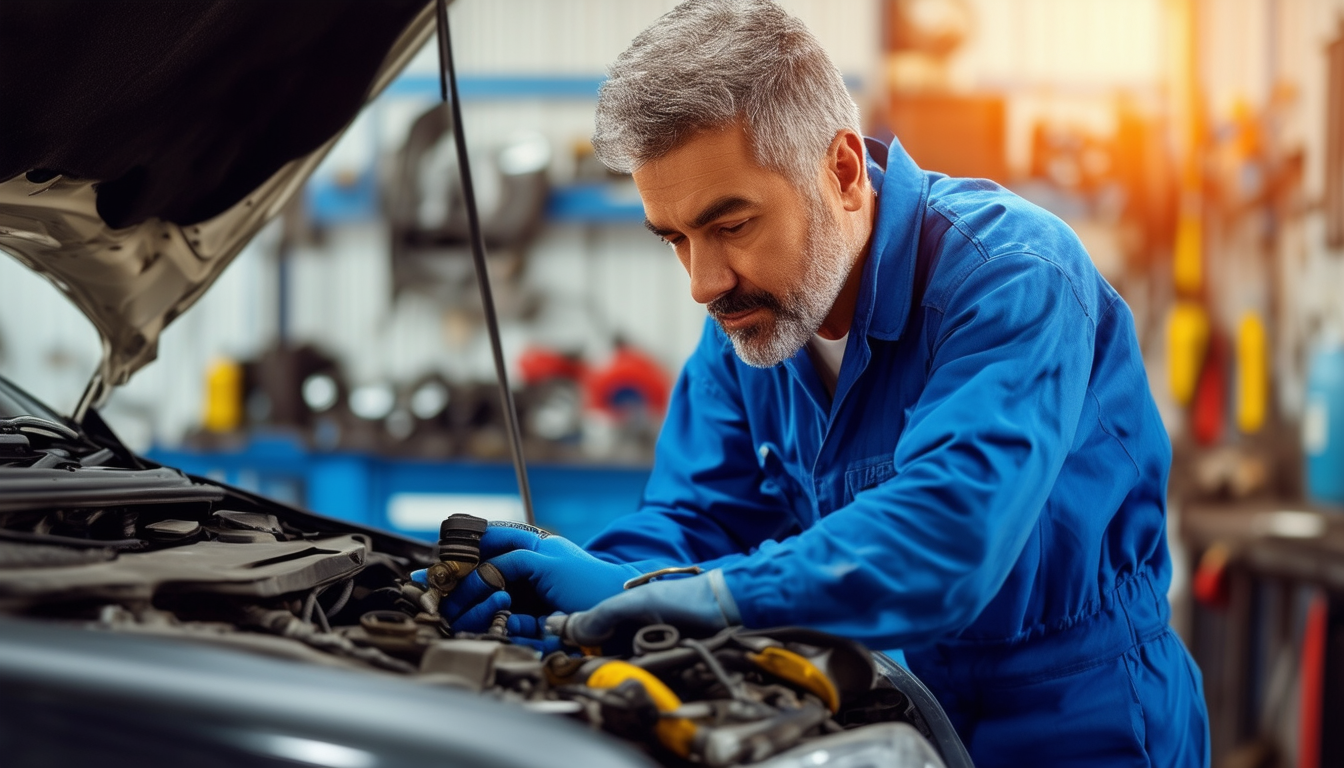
[436, 1, 1210, 764]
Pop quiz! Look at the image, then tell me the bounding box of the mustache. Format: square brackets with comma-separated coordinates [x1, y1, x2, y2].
[707, 287, 784, 320]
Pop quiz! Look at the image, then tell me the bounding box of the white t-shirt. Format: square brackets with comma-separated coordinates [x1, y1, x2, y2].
[806, 332, 848, 397]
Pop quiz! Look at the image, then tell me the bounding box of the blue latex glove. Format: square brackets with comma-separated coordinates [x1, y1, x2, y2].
[548, 569, 742, 647]
[416, 522, 644, 633]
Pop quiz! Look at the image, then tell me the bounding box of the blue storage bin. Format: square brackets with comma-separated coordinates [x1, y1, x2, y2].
[1304, 344, 1344, 507]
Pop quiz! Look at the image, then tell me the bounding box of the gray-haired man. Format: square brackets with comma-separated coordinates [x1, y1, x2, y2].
[441, 2, 1210, 765]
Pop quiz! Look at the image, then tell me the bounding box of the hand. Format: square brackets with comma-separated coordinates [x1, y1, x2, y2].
[500, 612, 565, 655]
[548, 569, 742, 647]
[410, 567, 515, 631]
[425, 522, 644, 632]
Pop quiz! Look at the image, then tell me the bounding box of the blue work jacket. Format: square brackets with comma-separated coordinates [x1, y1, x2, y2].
[588, 137, 1174, 678]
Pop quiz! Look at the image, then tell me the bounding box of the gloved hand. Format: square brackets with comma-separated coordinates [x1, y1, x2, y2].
[417, 522, 645, 633]
[409, 567, 515, 631]
[500, 612, 565, 655]
[547, 569, 742, 648]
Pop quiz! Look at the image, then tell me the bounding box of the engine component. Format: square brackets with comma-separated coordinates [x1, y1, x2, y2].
[241, 606, 415, 674]
[420, 638, 537, 692]
[212, 510, 283, 542]
[588, 660, 698, 759]
[420, 513, 506, 622]
[0, 490, 964, 766]
[342, 609, 443, 659]
[0, 534, 367, 610]
[142, 519, 203, 541]
[426, 513, 486, 592]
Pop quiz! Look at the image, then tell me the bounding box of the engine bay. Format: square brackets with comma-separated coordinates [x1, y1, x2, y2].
[0, 446, 956, 767]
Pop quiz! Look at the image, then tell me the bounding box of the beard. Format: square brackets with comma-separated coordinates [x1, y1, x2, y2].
[708, 194, 858, 368]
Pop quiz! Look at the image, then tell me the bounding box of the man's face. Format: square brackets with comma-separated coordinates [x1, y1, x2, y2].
[634, 124, 858, 367]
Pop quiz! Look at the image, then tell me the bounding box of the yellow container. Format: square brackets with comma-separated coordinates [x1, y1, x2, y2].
[202, 359, 243, 433]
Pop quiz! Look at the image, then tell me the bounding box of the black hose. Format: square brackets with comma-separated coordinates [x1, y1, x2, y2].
[1, 416, 79, 441]
[683, 638, 750, 702]
[313, 601, 332, 634]
[302, 578, 354, 630]
[301, 588, 319, 625]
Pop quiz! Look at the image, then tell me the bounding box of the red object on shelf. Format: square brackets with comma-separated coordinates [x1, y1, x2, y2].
[585, 345, 672, 418]
[518, 344, 672, 420]
[518, 347, 587, 385]
[1192, 332, 1227, 446]
[1191, 542, 1231, 609]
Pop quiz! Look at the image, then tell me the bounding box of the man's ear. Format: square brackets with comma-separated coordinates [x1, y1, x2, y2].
[827, 129, 868, 212]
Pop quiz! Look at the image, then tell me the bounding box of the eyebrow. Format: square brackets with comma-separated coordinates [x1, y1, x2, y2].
[644, 195, 756, 239]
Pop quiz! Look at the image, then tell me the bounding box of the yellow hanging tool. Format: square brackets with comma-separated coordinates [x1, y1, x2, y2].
[1168, 302, 1210, 406]
[1236, 312, 1268, 434]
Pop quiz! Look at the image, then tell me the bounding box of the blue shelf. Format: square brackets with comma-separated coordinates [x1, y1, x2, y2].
[545, 182, 645, 223]
[148, 435, 651, 546]
[385, 74, 607, 101]
[305, 169, 381, 225]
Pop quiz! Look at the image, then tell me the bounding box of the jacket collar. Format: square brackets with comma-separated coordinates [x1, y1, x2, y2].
[777, 137, 930, 417]
[851, 137, 930, 342]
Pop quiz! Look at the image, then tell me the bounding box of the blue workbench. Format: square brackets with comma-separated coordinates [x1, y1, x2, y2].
[148, 435, 651, 545]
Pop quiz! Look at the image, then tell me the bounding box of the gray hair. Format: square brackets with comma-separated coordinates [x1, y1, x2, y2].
[592, 0, 861, 187]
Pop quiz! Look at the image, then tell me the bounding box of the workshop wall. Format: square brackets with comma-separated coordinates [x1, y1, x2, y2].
[4, 6, 1344, 745]
[0, 0, 882, 452]
[1196, 0, 1344, 415]
[0, 0, 1339, 494]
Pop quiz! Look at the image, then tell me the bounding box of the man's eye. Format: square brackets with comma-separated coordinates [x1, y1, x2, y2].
[720, 220, 748, 235]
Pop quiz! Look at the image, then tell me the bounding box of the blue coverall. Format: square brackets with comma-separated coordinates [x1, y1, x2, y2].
[586, 138, 1210, 767]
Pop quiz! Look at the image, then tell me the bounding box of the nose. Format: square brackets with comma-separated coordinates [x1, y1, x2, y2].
[684, 241, 737, 306]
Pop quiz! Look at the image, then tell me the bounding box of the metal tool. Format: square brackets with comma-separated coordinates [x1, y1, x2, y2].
[622, 565, 702, 590]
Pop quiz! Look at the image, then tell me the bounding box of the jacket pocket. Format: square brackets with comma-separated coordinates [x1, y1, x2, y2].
[844, 454, 896, 504]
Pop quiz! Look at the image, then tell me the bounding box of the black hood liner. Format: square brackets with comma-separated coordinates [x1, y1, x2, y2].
[0, 0, 426, 229]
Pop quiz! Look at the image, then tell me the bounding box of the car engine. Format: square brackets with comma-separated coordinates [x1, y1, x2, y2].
[0, 414, 957, 767]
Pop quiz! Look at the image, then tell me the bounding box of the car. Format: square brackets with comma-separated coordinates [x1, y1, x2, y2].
[0, 2, 971, 766]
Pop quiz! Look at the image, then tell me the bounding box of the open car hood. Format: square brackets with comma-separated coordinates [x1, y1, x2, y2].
[0, 1, 435, 419]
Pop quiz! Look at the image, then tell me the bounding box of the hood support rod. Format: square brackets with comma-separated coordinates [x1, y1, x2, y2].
[435, 0, 535, 526]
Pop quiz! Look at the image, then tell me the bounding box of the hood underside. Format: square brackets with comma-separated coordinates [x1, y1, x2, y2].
[0, 0, 435, 417]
